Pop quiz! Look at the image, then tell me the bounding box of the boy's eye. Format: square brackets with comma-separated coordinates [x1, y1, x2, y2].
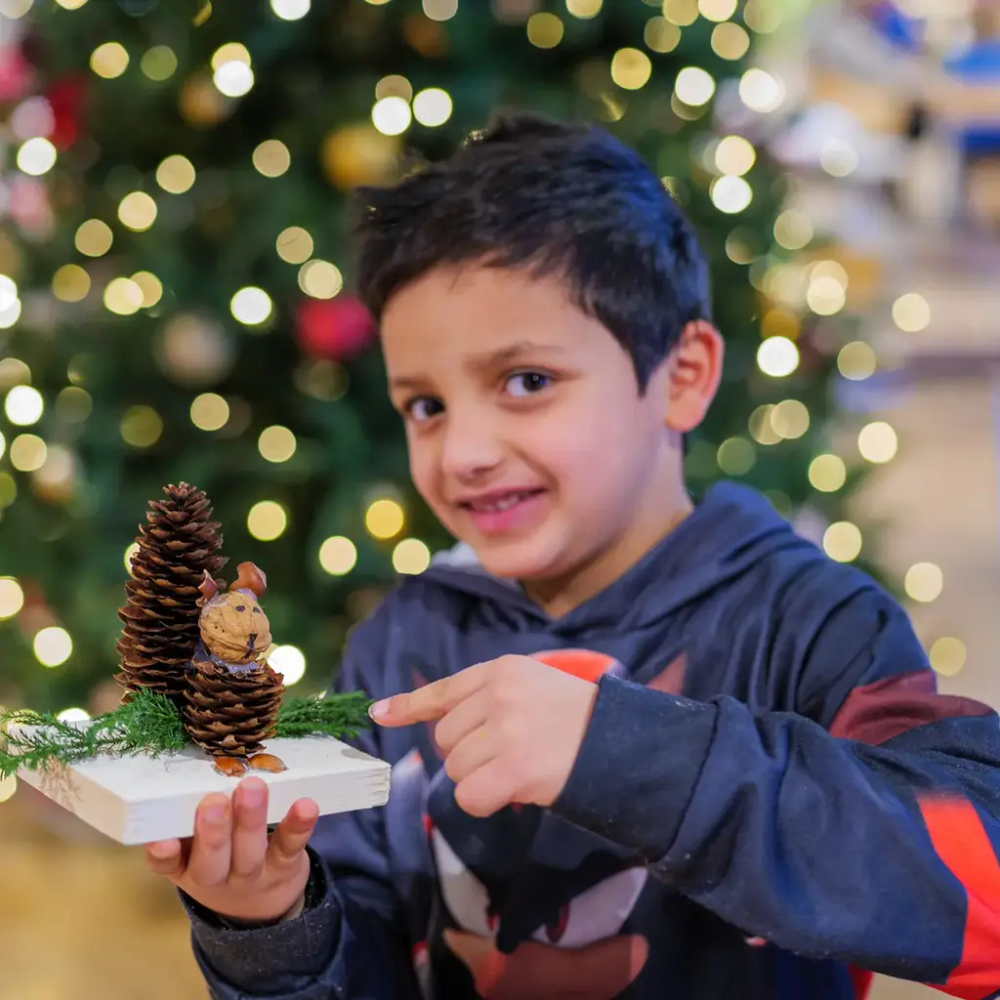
[406, 396, 444, 422]
[504, 372, 551, 397]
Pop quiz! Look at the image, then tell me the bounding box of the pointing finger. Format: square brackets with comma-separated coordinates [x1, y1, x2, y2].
[370, 664, 488, 727]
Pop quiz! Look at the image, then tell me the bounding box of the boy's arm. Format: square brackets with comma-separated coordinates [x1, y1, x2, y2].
[183, 608, 422, 1000]
[551, 577, 1000, 997]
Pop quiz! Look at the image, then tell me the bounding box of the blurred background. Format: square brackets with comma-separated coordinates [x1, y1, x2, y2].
[0, 0, 996, 996]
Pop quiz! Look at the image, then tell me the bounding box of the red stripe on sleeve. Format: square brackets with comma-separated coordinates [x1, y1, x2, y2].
[919, 796, 1000, 999]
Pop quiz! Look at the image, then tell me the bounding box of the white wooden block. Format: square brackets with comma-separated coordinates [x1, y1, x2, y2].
[10, 725, 391, 846]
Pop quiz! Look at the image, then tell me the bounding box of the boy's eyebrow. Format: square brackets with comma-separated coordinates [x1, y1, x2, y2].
[389, 341, 566, 391]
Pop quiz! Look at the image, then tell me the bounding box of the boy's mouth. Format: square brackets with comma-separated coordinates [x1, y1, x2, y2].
[458, 489, 546, 514]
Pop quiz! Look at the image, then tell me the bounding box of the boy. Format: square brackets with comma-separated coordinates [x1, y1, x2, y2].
[147, 113, 1000, 1000]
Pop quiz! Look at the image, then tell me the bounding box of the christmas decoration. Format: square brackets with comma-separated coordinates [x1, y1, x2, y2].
[295, 295, 375, 362]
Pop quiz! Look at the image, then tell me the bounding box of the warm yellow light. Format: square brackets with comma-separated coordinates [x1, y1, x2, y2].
[929, 637, 966, 677]
[57, 707, 91, 723]
[366, 498, 405, 540]
[91, 42, 129, 79]
[33, 444, 77, 498]
[0, 275, 17, 313]
[715, 135, 755, 176]
[298, 260, 344, 299]
[739, 68, 784, 113]
[743, 0, 782, 32]
[612, 48, 653, 90]
[190, 393, 230, 431]
[276, 226, 314, 264]
[247, 500, 288, 541]
[413, 88, 453, 127]
[0, 297, 20, 330]
[644, 17, 681, 52]
[214, 60, 254, 97]
[527, 12, 565, 48]
[675, 66, 716, 106]
[372, 96, 412, 136]
[857, 421, 898, 464]
[156, 154, 196, 194]
[253, 140, 291, 178]
[823, 521, 862, 563]
[34, 626, 73, 667]
[837, 341, 877, 381]
[711, 175, 752, 214]
[120, 405, 163, 448]
[141, 45, 178, 81]
[211, 43, 251, 71]
[0, 430, 4, 461]
[230, 286, 273, 326]
[0, 357, 29, 388]
[375, 75, 413, 101]
[809, 454, 847, 493]
[820, 140, 858, 178]
[393, 538, 432, 575]
[567, 0, 602, 17]
[423, 0, 457, 19]
[258, 425, 297, 463]
[118, 191, 158, 232]
[716, 437, 756, 476]
[0, 0, 34, 18]
[663, 0, 699, 25]
[319, 536, 358, 576]
[0, 578, 25, 620]
[5, 385, 44, 426]
[698, 0, 737, 21]
[268, 645, 306, 685]
[132, 271, 163, 308]
[749, 405, 781, 445]
[806, 275, 847, 316]
[56, 387, 92, 423]
[56, 0, 88, 7]
[774, 209, 813, 250]
[905, 562, 943, 604]
[892, 292, 931, 333]
[711, 21, 750, 58]
[770, 399, 809, 439]
[104, 277, 144, 316]
[757, 336, 799, 378]
[124, 542, 140, 574]
[10, 434, 46, 472]
[75, 219, 114, 257]
[52, 264, 91, 303]
[271, 0, 310, 19]
[16, 137, 57, 177]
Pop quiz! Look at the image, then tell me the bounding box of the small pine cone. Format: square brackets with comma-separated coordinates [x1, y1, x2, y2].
[183, 660, 285, 757]
[115, 483, 228, 704]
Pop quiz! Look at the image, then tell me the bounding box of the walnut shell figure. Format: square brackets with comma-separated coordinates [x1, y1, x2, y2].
[182, 562, 286, 777]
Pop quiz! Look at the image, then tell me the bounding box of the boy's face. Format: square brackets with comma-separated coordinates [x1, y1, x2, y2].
[381, 264, 719, 609]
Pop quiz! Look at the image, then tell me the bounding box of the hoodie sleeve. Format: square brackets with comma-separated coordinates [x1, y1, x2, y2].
[185, 603, 422, 1000]
[551, 575, 1000, 997]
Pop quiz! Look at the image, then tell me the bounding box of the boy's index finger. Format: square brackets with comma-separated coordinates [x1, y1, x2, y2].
[370, 664, 486, 727]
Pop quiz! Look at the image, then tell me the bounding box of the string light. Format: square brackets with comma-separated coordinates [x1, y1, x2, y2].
[258, 425, 297, 463]
[698, 0, 737, 21]
[214, 60, 254, 97]
[268, 645, 306, 685]
[611, 48, 653, 90]
[141, 45, 178, 81]
[319, 536, 358, 575]
[413, 88, 453, 127]
[298, 260, 343, 299]
[247, 500, 288, 541]
[190, 393, 230, 431]
[774, 209, 813, 250]
[57, 707, 90, 723]
[757, 336, 799, 377]
[75, 219, 113, 257]
[34, 626, 73, 668]
[376, 75, 413, 101]
[527, 13, 564, 48]
[423, 0, 457, 19]
[56, 387, 92, 423]
[132, 271, 163, 307]
[211, 43, 251, 70]
[253, 139, 291, 177]
[715, 136, 755, 176]
[0, 358, 29, 388]
[749, 404, 781, 445]
[156, 154, 196, 194]
[744, 0, 783, 34]
[770, 399, 809, 439]
[120, 406, 163, 448]
[103, 277, 143, 316]
[892, 292, 930, 333]
[124, 542, 140, 574]
[16, 137, 57, 176]
[230, 286, 273, 326]
[806, 275, 846, 316]
[675, 66, 715, 106]
[10, 435, 46, 472]
[905, 562, 943, 603]
[857, 421, 898, 464]
[276, 226, 314, 264]
[90, 42, 129, 79]
[837, 341, 876, 381]
[393, 538, 431, 575]
[52, 264, 91, 302]
[716, 437, 756, 475]
[365, 499, 404, 539]
[761, 308, 799, 341]
[663, 0, 698, 25]
[0, 578, 25, 620]
[823, 521, 862, 563]
[644, 17, 681, 53]
[566, 0, 602, 17]
[271, 0, 311, 19]
[711, 176, 752, 214]
[711, 21, 750, 58]
[372, 96, 411, 136]
[929, 637, 966, 677]
[809, 454, 846, 492]
[739, 68, 784, 113]
[5, 385, 43, 426]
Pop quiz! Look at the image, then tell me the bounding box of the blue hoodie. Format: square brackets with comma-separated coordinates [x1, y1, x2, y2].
[184, 483, 1000, 1000]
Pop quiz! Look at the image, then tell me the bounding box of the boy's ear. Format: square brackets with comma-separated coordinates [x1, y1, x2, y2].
[663, 320, 724, 432]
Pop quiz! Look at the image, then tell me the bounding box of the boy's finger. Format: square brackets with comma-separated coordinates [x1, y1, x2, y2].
[453, 758, 516, 819]
[268, 798, 319, 869]
[433, 689, 490, 753]
[186, 792, 233, 888]
[145, 838, 185, 880]
[229, 778, 269, 880]
[443, 724, 499, 785]
[370, 664, 487, 727]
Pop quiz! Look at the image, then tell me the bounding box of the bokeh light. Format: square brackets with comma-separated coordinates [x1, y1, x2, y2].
[34, 626, 73, 667]
[214, 60, 255, 97]
[739, 68, 784, 112]
[699, 0, 737, 20]
[120, 405, 163, 448]
[663, 0, 698, 26]
[230, 286, 273, 326]
[567, 0, 602, 17]
[298, 260, 344, 299]
[10, 435, 47, 472]
[837, 341, 877, 381]
[258, 425, 297, 463]
[644, 18, 681, 53]
[423, 0, 457, 19]
[675, 66, 716, 106]
[716, 437, 756, 475]
[527, 12, 564, 48]
[774, 209, 813, 250]
[190, 393, 230, 431]
[770, 399, 809, 439]
[319, 536, 358, 576]
[823, 521, 862, 563]
[892, 292, 931, 333]
[91, 42, 129, 79]
[0, 578, 25, 620]
[124, 542, 140, 574]
[5, 385, 44, 426]
[141, 45, 178, 82]
[612, 48, 653, 90]
[248, 500, 288, 541]
[393, 538, 432, 575]
[808, 454, 846, 492]
[253, 140, 291, 177]
[372, 96, 411, 136]
[271, 0, 310, 19]
[268, 645, 306, 685]
[104, 277, 144, 316]
[715, 135, 755, 176]
[52, 264, 91, 303]
[905, 562, 943, 603]
[413, 88, 453, 127]
[757, 336, 799, 377]
[712, 22, 750, 58]
[16, 137, 57, 176]
[75, 219, 113, 257]
[156, 154, 196, 194]
[365, 498, 404, 539]
[132, 271, 163, 308]
[929, 637, 966, 677]
[710, 176, 752, 213]
[857, 421, 898, 464]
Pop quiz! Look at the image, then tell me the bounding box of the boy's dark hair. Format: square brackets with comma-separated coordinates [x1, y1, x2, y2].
[353, 111, 712, 391]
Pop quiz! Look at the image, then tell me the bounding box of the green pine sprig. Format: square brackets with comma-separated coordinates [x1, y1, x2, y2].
[0, 686, 374, 779]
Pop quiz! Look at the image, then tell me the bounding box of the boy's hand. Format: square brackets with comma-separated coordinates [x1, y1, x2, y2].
[144, 777, 319, 926]
[370, 655, 598, 818]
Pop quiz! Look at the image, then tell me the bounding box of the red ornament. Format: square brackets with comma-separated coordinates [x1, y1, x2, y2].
[45, 74, 88, 150]
[0, 45, 33, 103]
[295, 296, 375, 361]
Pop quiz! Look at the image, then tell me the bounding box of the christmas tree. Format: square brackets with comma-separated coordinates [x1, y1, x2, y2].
[0, 0, 880, 713]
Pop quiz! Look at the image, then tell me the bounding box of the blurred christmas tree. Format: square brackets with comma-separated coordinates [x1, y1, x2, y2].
[0, 0, 881, 713]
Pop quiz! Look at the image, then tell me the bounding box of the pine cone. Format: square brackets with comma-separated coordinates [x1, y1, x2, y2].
[183, 660, 285, 757]
[115, 483, 228, 704]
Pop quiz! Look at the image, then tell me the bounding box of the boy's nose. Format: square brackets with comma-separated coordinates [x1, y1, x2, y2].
[439, 414, 505, 480]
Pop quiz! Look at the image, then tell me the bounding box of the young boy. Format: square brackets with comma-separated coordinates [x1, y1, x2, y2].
[147, 113, 1000, 1000]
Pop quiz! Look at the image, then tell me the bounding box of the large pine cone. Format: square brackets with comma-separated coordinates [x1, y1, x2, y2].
[115, 483, 227, 704]
[183, 660, 285, 757]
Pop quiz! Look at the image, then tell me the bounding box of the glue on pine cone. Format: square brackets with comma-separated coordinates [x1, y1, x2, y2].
[183, 660, 285, 757]
[115, 483, 228, 704]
